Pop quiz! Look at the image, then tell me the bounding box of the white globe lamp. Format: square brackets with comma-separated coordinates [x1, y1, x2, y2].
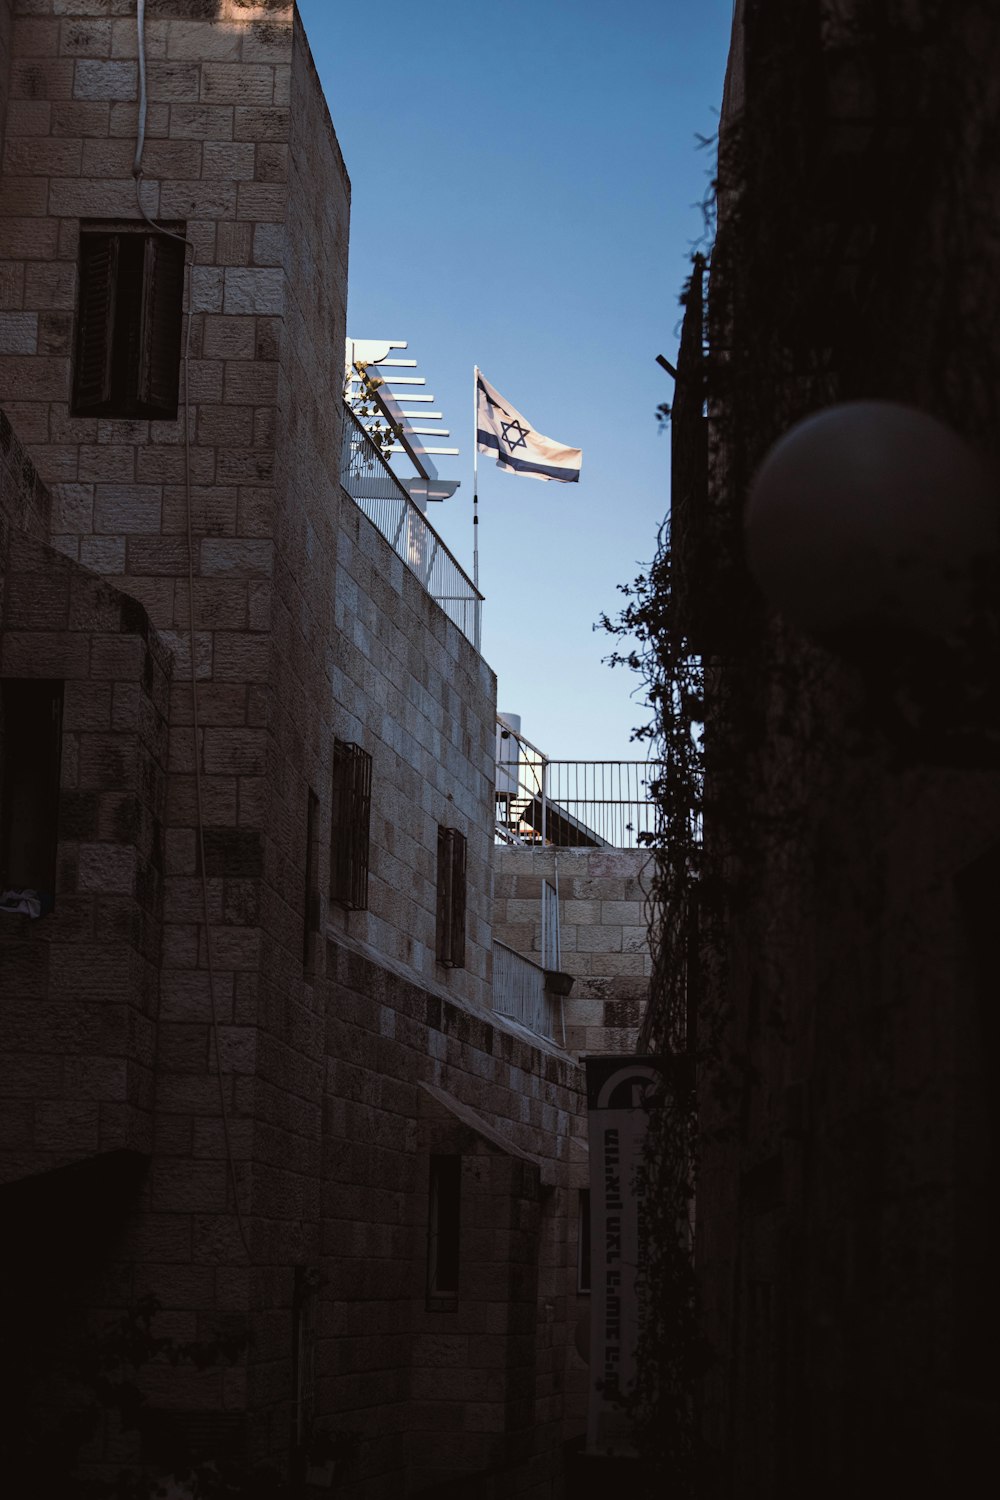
[744, 402, 997, 639]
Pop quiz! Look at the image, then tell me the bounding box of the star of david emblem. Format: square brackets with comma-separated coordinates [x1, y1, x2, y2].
[500, 419, 529, 452]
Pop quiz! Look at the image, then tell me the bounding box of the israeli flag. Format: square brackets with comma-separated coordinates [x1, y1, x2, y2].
[476, 371, 582, 483]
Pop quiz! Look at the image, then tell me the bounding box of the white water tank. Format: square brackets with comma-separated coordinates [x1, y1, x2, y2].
[496, 712, 522, 798]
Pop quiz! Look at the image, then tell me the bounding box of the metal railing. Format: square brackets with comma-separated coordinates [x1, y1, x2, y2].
[340, 406, 482, 650]
[495, 718, 663, 849]
[492, 940, 558, 1041]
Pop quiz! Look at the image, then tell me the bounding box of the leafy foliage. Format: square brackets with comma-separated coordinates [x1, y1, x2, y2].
[349, 360, 404, 462]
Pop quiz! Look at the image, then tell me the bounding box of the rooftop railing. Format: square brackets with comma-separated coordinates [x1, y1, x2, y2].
[495, 718, 663, 849]
[341, 406, 482, 651]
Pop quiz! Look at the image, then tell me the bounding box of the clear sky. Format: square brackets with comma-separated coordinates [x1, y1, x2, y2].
[297, 0, 734, 762]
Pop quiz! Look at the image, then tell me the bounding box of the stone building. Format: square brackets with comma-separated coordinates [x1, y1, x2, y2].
[657, 1, 1000, 1494]
[0, 2, 641, 1493]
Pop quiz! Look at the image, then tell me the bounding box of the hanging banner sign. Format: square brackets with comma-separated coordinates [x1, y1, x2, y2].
[584, 1056, 662, 1456]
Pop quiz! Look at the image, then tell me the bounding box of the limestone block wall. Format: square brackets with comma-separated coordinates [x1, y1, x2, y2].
[329, 495, 496, 1013]
[493, 845, 653, 1055]
[0, 433, 170, 1186]
[0, 6, 589, 1491]
[320, 941, 588, 1498]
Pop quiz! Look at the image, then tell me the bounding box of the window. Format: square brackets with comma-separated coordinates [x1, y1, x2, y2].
[426, 1155, 461, 1307]
[330, 740, 371, 910]
[436, 826, 466, 968]
[0, 680, 63, 907]
[73, 225, 185, 420]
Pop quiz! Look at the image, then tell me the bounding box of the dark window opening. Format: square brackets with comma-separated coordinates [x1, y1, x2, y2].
[0, 680, 64, 909]
[73, 225, 185, 420]
[303, 787, 320, 969]
[290, 1265, 320, 1485]
[427, 1154, 461, 1306]
[330, 740, 371, 911]
[436, 825, 466, 968]
[578, 1188, 592, 1293]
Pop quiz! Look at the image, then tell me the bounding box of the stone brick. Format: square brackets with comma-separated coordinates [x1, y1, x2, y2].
[202, 141, 256, 181]
[94, 484, 162, 533]
[201, 63, 275, 106]
[202, 727, 267, 775]
[25, 261, 76, 309]
[49, 176, 151, 218]
[200, 538, 273, 577]
[79, 445, 135, 484]
[215, 220, 252, 265]
[185, 358, 224, 401]
[168, 103, 235, 141]
[3, 99, 53, 136]
[216, 448, 273, 484]
[168, 22, 242, 62]
[254, 142, 287, 182]
[272, 64, 290, 107]
[202, 315, 256, 360]
[222, 266, 283, 315]
[110, 16, 168, 61]
[236, 183, 286, 222]
[158, 180, 238, 220]
[4, 136, 83, 176]
[1, 629, 90, 678]
[73, 59, 137, 102]
[0, 262, 24, 309]
[0, 176, 49, 216]
[233, 105, 288, 142]
[59, 18, 114, 57]
[0, 310, 38, 353]
[0, 217, 58, 258]
[242, 23, 293, 64]
[156, 629, 212, 682]
[11, 59, 76, 103]
[136, 445, 215, 487]
[236, 485, 273, 536]
[50, 98, 110, 136]
[146, 61, 200, 104]
[37, 311, 74, 357]
[80, 536, 126, 573]
[222, 360, 277, 404]
[35, 1100, 100, 1155]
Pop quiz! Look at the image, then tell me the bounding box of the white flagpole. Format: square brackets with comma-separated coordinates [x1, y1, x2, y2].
[472, 365, 480, 593]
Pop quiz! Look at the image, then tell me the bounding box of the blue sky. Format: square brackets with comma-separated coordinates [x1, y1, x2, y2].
[297, 0, 734, 761]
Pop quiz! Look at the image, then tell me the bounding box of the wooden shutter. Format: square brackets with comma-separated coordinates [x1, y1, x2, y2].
[138, 234, 185, 417]
[331, 740, 371, 910]
[436, 826, 451, 963]
[74, 233, 118, 413]
[436, 827, 466, 968]
[449, 829, 466, 969]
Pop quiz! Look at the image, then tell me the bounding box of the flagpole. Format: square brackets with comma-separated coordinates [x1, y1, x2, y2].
[472, 364, 480, 594]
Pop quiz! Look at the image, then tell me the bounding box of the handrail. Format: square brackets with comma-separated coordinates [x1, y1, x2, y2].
[340, 406, 482, 651]
[495, 715, 664, 849]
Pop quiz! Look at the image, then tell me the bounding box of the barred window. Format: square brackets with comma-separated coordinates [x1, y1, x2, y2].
[0, 680, 63, 907]
[330, 740, 371, 910]
[73, 225, 185, 420]
[426, 1155, 461, 1307]
[436, 826, 466, 968]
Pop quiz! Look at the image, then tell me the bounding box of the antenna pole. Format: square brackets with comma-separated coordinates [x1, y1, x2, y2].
[472, 365, 480, 593]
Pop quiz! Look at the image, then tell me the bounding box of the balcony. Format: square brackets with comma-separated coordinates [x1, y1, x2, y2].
[495, 718, 663, 849]
[491, 941, 562, 1042]
[340, 407, 482, 651]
